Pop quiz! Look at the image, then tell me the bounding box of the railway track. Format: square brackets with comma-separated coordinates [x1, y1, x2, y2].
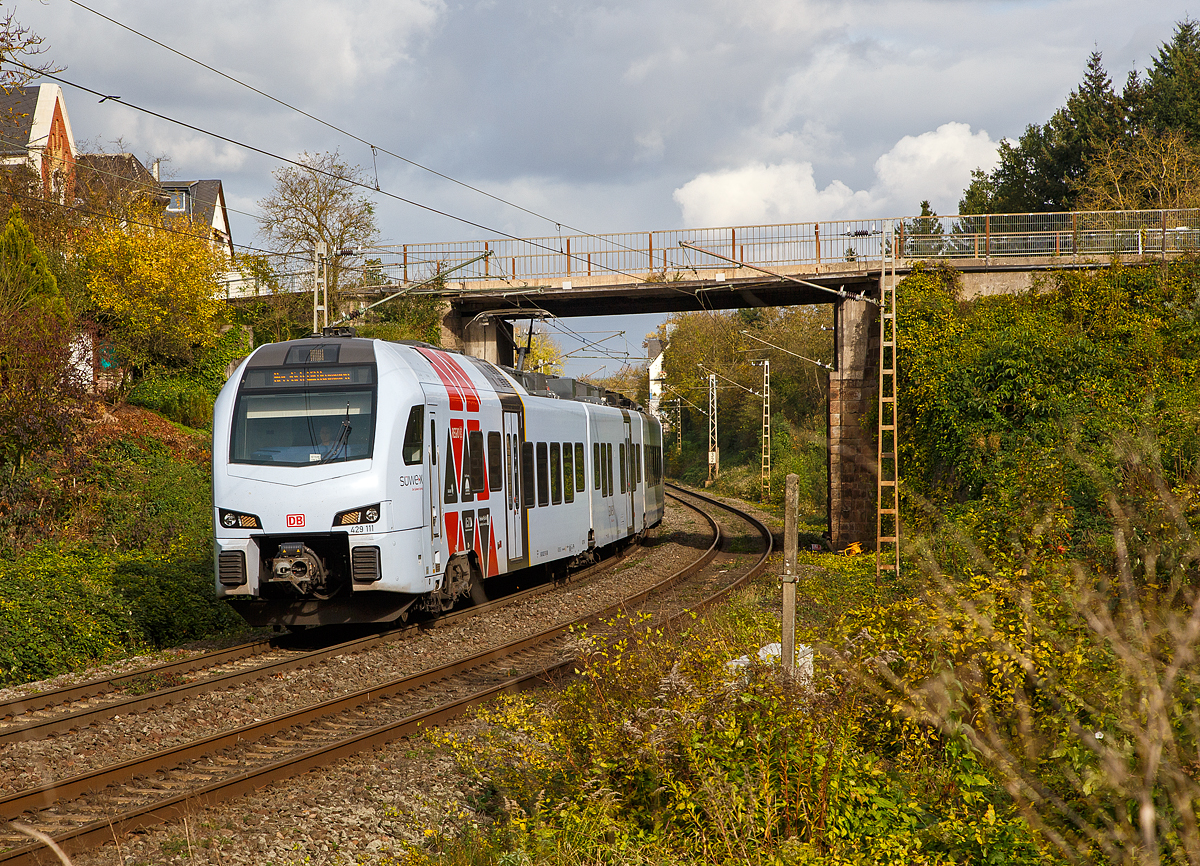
[0, 531, 650, 743]
[2, 487, 772, 865]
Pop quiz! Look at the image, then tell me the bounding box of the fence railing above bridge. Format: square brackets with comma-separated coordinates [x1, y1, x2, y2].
[222, 208, 1200, 299]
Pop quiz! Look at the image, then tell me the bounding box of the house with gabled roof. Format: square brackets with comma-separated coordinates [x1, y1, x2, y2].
[0, 84, 76, 201]
[159, 178, 234, 259]
[74, 152, 169, 211]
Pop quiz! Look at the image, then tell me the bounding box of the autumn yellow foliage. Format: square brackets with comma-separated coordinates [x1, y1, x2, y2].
[82, 204, 226, 376]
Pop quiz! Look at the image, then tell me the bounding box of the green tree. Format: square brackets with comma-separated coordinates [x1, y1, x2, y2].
[0, 205, 65, 325]
[0, 207, 80, 473]
[903, 200, 947, 255]
[1137, 19, 1200, 139]
[960, 51, 1129, 213]
[513, 324, 564, 375]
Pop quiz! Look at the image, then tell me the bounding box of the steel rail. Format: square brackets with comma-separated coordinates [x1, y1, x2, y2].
[0, 494, 732, 864]
[0, 639, 276, 721]
[0, 533, 696, 819]
[0, 535, 646, 743]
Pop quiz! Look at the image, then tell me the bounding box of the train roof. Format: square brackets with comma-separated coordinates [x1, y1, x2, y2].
[253, 331, 646, 413]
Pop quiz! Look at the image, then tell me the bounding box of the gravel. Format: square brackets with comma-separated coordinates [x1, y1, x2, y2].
[9, 501, 715, 866]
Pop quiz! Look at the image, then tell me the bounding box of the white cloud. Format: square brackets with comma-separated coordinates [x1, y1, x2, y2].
[873, 122, 1000, 215]
[673, 161, 881, 226]
[672, 122, 999, 227]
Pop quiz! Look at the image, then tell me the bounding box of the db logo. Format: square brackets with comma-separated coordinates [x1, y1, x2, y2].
[287, 514, 305, 528]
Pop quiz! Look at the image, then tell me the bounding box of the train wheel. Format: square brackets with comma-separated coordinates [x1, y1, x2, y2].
[469, 562, 489, 606]
[435, 556, 471, 612]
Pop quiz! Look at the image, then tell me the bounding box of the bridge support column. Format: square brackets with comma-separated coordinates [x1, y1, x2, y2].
[828, 297, 879, 550]
[440, 304, 514, 366]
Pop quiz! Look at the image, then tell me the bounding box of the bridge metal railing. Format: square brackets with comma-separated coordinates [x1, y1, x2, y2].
[375, 218, 894, 289]
[898, 210, 1200, 260]
[222, 208, 1200, 299]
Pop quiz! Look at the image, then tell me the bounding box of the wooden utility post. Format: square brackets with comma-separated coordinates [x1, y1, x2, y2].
[782, 473, 798, 675]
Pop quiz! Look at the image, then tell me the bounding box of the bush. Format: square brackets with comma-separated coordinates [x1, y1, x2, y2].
[425, 592, 1042, 865]
[127, 376, 214, 428]
[126, 326, 253, 428]
[86, 437, 212, 556]
[112, 555, 243, 648]
[0, 546, 137, 685]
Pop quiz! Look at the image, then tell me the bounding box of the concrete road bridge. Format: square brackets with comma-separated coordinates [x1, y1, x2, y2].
[226, 208, 1200, 547]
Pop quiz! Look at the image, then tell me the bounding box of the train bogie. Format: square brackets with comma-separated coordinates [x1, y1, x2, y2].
[212, 333, 664, 628]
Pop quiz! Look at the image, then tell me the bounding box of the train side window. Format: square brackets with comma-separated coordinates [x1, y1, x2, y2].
[606, 443, 613, 497]
[468, 430, 486, 496]
[536, 442, 550, 507]
[619, 444, 627, 493]
[574, 443, 585, 492]
[593, 442, 601, 491]
[444, 428, 457, 503]
[636, 444, 642, 483]
[487, 431, 503, 491]
[563, 443, 574, 503]
[550, 442, 562, 505]
[402, 406, 423, 465]
[600, 443, 608, 497]
[430, 420, 436, 465]
[521, 442, 535, 507]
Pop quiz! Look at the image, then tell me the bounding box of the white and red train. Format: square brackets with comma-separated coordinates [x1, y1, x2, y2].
[212, 334, 665, 628]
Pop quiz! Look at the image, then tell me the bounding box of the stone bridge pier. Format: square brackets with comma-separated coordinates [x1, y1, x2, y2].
[439, 305, 515, 367]
[829, 296, 879, 550]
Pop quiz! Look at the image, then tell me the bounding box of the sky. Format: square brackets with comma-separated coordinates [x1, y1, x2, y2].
[12, 0, 1196, 376]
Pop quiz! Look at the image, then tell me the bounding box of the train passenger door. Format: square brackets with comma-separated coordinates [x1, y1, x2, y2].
[422, 389, 444, 576]
[504, 410, 524, 563]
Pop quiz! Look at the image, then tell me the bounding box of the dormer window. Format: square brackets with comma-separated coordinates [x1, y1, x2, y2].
[167, 190, 186, 212]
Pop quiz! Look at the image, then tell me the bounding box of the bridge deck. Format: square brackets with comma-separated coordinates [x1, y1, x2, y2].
[224, 208, 1200, 318]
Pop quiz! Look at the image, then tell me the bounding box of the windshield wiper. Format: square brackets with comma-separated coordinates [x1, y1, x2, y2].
[319, 403, 352, 465]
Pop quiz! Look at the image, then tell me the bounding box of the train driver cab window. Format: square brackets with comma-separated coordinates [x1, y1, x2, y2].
[575, 443, 585, 492]
[536, 442, 550, 507]
[563, 443, 574, 503]
[593, 443, 601, 491]
[487, 432, 503, 491]
[231, 365, 376, 467]
[468, 430, 486, 497]
[402, 405, 423, 465]
[521, 442, 535, 507]
[550, 443, 562, 504]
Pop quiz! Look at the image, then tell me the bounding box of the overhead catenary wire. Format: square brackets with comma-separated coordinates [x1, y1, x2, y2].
[23, 2, 855, 367]
[0, 135, 407, 280]
[12, 60, 670, 288]
[7, 50, 748, 362]
[55, 0, 663, 267]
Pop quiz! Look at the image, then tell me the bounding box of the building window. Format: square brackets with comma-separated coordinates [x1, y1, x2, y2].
[167, 190, 186, 212]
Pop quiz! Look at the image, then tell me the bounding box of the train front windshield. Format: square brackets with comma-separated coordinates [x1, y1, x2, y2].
[230, 366, 377, 466]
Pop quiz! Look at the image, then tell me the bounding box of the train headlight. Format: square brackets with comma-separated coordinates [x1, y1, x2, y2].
[218, 509, 261, 529]
[333, 504, 381, 526]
